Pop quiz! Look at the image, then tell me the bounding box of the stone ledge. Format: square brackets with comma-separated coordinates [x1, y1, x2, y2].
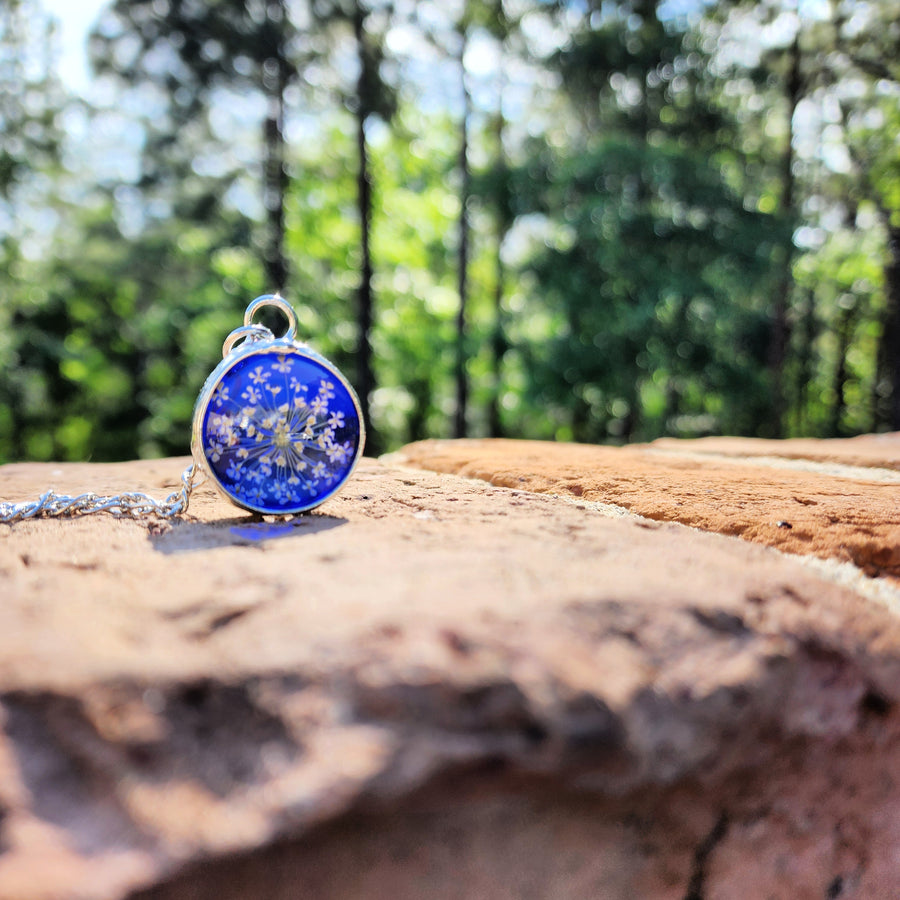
[396, 436, 900, 581]
[0, 444, 899, 898]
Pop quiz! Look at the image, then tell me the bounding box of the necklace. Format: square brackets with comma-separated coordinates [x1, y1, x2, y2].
[0, 294, 366, 522]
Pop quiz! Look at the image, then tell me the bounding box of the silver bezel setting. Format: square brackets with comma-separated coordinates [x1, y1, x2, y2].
[191, 334, 366, 516]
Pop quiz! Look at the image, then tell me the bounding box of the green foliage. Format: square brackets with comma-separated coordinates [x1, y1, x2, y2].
[514, 1, 789, 441]
[2, 195, 264, 461]
[1, 0, 899, 466]
[791, 222, 886, 436]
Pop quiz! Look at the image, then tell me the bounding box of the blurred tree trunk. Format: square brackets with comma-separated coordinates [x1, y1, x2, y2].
[881, 224, 900, 430]
[826, 302, 856, 436]
[481, 0, 517, 439]
[345, 0, 404, 452]
[352, 1, 376, 449]
[262, 0, 289, 292]
[769, 32, 801, 437]
[487, 96, 508, 439]
[454, 24, 471, 440]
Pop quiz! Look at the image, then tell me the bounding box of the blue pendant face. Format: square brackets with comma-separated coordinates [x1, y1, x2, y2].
[196, 345, 363, 514]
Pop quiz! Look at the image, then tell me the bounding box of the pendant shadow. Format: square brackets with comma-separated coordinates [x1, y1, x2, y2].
[150, 514, 347, 555]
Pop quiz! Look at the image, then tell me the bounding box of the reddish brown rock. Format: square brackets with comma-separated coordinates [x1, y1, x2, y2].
[0, 452, 899, 898]
[652, 431, 900, 471]
[397, 437, 900, 580]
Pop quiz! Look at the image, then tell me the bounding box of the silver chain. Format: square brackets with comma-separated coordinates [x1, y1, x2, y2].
[0, 463, 203, 524]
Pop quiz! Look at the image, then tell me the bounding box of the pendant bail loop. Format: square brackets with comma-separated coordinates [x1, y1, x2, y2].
[243, 293, 298, 342]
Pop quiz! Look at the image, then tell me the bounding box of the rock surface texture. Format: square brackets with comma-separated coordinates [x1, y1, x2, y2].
[399, 434, 900, 581]
[0, 436, 897, 899]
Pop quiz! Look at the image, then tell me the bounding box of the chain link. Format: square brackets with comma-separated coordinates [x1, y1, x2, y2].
[0, 463, 204, 524]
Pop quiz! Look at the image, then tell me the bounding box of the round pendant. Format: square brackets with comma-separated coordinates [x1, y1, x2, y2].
[192, 296, 365, 515]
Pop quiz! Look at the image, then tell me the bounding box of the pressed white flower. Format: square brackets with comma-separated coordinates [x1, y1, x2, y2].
[213, 384, 230, 407]
[327, 444, 347, 463]
[249, 365, 270, 385]
[205, 351, 357, 510]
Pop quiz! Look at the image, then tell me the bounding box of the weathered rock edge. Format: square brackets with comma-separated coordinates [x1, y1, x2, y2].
[651, 431, 900, 471]
[397, 437, 900, 580]
[6, 605, 900, 900]
[1, 456, 900, 898]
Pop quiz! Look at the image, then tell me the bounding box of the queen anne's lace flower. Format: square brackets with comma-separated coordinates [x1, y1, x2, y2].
[203, 350, 360, 512]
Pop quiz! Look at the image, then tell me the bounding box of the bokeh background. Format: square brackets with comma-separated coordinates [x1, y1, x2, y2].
[1, 0, 898, 462]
